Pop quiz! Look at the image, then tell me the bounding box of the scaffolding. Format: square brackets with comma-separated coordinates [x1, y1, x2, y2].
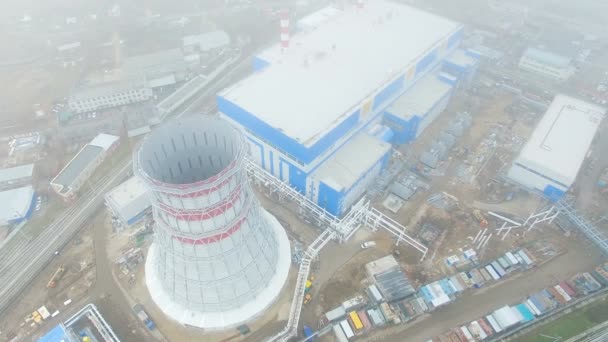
[246, 159, 428, 342]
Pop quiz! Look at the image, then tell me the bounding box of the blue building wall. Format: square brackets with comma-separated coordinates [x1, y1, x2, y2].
[252, 56, 270, 72]
[416, 48, 438, 76]
[8, 191, 36, 225]
[382, 112, 420, 145]
[447, 26, 464, 48]
[373, 76, 405, 110]
[317, 181, 342, 215]
[218, 96, 361, 165]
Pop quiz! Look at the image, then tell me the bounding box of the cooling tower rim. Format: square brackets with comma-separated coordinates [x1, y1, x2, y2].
[133, 116, 248, 193]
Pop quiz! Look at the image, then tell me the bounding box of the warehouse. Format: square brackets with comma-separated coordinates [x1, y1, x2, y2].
[518, 48, 576, 81]
[0, 163, 34, 191]
[0, 185, 35, 226]
[51, 134, 120, 200]
[68, 77, 152, 114]
[105, 176, 151, 226]
[508, 95, 605, 201]
[123, 49, 189, 88]
[219, 1, 469, 215]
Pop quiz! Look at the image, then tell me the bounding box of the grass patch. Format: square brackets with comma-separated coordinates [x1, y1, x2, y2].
[518, 298, 608, 341]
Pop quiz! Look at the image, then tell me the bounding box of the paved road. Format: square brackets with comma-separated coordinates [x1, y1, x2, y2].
[0, 54, 252, 317]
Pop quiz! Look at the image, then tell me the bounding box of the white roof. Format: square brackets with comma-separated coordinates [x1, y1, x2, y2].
[0, 186, 34, 225]
[221, 1, 460, 145]
[313, 133, 390, 191]
[106, 176, 148, 209]
[493, 306, 521, 329]
[515, 95, 605, 187]
[445, 49, 477, 68]
[0, 164, 34, 183]
[296, 6, 342, 31]
[89, 134, 120, 150]
[387, 73, 452, 120]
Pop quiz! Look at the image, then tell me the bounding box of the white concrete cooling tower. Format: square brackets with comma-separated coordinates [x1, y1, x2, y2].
[134, 116, 290, 330]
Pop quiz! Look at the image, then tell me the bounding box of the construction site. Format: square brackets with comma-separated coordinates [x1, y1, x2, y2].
[3, 0, 608, 342]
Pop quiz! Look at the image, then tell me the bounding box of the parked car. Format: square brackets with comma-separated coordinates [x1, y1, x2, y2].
[361, 241, 377, 249]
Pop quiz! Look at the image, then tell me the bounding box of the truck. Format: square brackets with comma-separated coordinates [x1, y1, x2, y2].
[133, 304, 156, 330]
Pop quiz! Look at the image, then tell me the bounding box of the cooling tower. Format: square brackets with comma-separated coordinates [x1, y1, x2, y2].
[134, 116, 291, 330]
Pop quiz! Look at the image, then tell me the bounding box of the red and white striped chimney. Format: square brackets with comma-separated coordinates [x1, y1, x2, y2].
[280, 10, 290, 49]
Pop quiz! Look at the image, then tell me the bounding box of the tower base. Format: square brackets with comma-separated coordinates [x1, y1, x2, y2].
[144, 209, 291, 330]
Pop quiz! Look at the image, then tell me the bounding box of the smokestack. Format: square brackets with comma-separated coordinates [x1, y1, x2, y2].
[280, 10, 290, 49]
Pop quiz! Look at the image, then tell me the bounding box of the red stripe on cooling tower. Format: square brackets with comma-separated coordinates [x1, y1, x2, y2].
[149, 159, 238, 192]
[173, 217, 246, 245]
[159, 185, 243, 221]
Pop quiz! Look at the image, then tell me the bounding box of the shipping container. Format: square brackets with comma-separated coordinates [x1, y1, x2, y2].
[505, 252, 519, 265]
[348, 311, 364, 331]
[477, 318, 494, 336]
[525, 299, 542, 316]
[491, 261, 507, 277]
[498, 257, 510, 269]
[479, 267, 493, 282]
[368, 284, 384, 303]
[333, 323, 349, 342]
[468, 321, 488, 340]
[416, 297, 429, 312]
[357, 310, 372, 330]
[485, 265, 501, 280]
[554, 285, 572, 302]
[367, 308, 386, 327]
[517, 250, 534, 266]
[559, 281, 577, 297]
[460, 326, 475, 342]
[340, 320, 354, 339]
[325, 306, 347, 322]
[485, 315, 502, 333]
[548, 287, 567, 305]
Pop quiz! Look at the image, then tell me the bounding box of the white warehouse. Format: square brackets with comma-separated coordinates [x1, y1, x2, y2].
[105, 176, 151, 226]
[508, 95, 605, 201]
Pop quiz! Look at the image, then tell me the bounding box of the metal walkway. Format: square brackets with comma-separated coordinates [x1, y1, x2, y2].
[246, 159, 427, 342]
[555, 200, 608, 256]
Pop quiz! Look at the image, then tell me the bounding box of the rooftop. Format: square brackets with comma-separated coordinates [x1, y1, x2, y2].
[182, 31, 230, 51]
[0, 186, 34, 225]
[52, 145, 103, 189]
[313, 132, 390, 191]
[221, 1, 460, 145]
[0, 163, 34, 183]
[387, 73, 452, 120]
[522, 48, 572, 68]
[123, 48, 186, 75]
[366, 255, 415, 302]
[89, 133, 120, 150]
[106, 176, 148, 209]
[516, 94, 605, 185]
[70, 77, 147, 101]
[445, 48, 477, 68]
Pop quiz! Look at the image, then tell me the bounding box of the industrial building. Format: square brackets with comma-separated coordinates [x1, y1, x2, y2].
[219, 1, 478, 215]
[68, 77, 153, 114]
[518, 48, 576, 81]
[135, 116, 290, 330]
[105, 176, 151, 226]
[51, 134, 120, 200]
[508, 95, 605, 201]
[0, 185, 35, 226]
[123, 49, 189, 88]
[37, 303, 120, 342]
[182, 31, 231, 54]
[0, 163, 34, 190]
[366, 255, 416, 302]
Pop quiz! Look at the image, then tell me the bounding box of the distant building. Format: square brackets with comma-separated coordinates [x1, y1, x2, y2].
[0, 163, 34, 190]
[0, 186, 35, 226]
[68, 78, 152, 114]
[51, 134, 120, 200]
[518, 48, 576, 81]
[182, 31, 230, 54]
[105, 176, 151, 226]
[123, 49, 189, 88]
[37, 303, 120, 342]
[508, 95, 605, 201]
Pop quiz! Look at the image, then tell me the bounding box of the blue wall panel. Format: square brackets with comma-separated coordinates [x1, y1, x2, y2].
[252, 56, 270, 72]
[382, 111, 420, 145]
[416, 48, 438, 76]
[447, 27, 463, 48]
[543, 185, 565, 203]
[373, 76, 405, 110]
[219, 95, 361, 165]
[288, 162, 308, 194]
[318, 181, 342, 215]
[268, 150, 274, 175]
[9, 191, 36, 224]
[246, 137, 265, 169]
